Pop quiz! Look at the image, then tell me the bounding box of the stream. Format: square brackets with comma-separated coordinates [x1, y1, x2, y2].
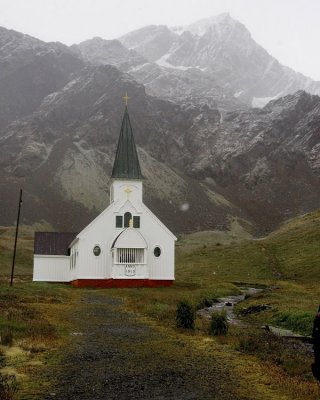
[197, 286, 312, 341]
[197, 287, 263, 326]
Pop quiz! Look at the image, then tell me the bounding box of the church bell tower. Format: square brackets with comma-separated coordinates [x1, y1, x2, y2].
[110, 99, 144, 204]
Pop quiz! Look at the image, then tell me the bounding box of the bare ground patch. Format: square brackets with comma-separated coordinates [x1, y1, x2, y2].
[43, 292, 242, 400]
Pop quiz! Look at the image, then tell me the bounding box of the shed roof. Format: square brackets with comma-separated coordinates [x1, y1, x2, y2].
[34, 232, 77, 255]
[111, 106, 143, 180]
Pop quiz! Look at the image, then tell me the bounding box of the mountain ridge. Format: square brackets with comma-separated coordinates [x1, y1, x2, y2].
[0, 18, 319, 235]
[117, 14, 320, 107]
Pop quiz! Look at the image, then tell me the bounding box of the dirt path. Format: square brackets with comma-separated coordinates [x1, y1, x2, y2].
[43, 291, 244, 400]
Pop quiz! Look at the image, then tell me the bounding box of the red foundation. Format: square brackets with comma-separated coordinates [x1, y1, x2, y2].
[70, 279, 174, 288]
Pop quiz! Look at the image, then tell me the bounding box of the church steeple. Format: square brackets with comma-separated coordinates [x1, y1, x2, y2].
[111, 106, 143, 180]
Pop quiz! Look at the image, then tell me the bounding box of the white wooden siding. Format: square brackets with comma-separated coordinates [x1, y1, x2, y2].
[33, 255, 71, 282]
[34, 179, 175, 283]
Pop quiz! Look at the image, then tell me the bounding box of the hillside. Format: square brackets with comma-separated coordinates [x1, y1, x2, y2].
[0, 26, 84, 129]
[175, 209, 320, 337]
[1, 211, 320, 399]
[0, 64, 246, 233]
[177, 209, 320, 283]
[2, 208, 320, 291]
[0, 18, 319, 234]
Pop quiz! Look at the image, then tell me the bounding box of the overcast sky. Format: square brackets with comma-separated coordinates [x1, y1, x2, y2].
[0, 0, 320, 80]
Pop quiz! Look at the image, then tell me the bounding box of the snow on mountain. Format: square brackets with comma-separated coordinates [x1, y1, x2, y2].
[0, 21, 320, 234]
[119, 25, 177, 62]
[118, 14, 320, 108]
[155, 53, 204, 71]
[71, 14, 320, 110]
[251, 95, 279, 108]
[182, 13, 241, 37]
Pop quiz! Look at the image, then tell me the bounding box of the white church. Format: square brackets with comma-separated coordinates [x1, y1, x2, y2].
[33, 103, 176, 287]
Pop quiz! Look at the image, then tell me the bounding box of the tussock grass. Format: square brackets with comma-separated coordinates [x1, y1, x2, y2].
[119, 210, 320, 336]
[0, 373, 18, 400]
[210, 311, 228, 336]
[107, 208, 320, 399]
[0, 210, 320, 399]
[0, 226, 34, 279]
[0, 280, 76, 399]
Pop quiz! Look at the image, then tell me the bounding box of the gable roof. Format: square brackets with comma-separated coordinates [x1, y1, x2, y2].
[77, 197, 176, 241]
[140, 202, 177, 241]
[34, 232, 77, 255]
[111, 106, 144, 180]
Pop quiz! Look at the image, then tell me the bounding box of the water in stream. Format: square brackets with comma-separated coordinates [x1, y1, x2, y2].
[197, 287, 263, 324]
[197, 287, 311, 341]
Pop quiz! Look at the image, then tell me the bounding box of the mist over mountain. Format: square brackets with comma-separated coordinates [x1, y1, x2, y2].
[0, 15, 319, 235]
[0, 26, 84, 129]
[118, 13, 320, 108]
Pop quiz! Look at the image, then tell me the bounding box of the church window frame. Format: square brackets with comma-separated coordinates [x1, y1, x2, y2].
[93, 245, 101, 256]
[116, 215, 123, 228]
[154, 246, 161, 257]
[133, 216, 140, 228]
[124, 212, 132, 228]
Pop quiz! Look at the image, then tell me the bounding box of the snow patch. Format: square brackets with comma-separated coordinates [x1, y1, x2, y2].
[234, 90, 244, 98]
[128, 62, 150, 72]
[197, 66, 207, 72]
[155, 54, 205, 71]
[251, 95, 277, 108]
[183, 13, 235, 37]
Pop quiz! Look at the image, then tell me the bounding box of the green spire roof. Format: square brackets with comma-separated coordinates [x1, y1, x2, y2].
[111, 107, 143, 180]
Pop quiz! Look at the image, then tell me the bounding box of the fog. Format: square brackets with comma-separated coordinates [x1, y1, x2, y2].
[0, 0, 319, 80]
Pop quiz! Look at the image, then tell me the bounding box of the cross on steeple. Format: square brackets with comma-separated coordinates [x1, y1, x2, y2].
[124, 186, 133, 199]
[122, 93, 130, 106]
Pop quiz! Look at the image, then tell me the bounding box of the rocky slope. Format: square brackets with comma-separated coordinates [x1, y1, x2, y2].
[0, 22, 319, 235]
[118, 13, 320, 107]
[0, 26, 84, 129]
[74, 14, 320, 112]
[71, 37, 147, 71]
[0, 64, 246, 233]
[189, 90, 320, 231]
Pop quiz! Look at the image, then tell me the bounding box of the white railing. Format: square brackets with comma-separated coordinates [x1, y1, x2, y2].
[115, 248, 145, 264]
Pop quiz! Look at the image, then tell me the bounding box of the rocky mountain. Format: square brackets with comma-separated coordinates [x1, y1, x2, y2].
[71, 37, 147, 72]
[0, 64, 248, 234]
[73, 36, 242, 111]
[74, 14, 320, 112]
[186, 90, 320, 230]
[0, 26, 84, 129]
[117, 13, 320, 108]
[0, 20, 319, 236]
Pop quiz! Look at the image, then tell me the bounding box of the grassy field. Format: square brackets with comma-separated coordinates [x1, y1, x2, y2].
[116, 210, 320, 334]
[0, 210, 320, 398]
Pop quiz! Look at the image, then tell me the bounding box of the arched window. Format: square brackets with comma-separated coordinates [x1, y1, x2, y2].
[124, 212, 132, 228]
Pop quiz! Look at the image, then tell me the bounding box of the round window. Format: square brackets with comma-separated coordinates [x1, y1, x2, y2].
[154, 247, 161, 257]
[93, 245, 101, 256]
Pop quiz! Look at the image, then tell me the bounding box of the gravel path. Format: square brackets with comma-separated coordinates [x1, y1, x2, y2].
[45, 292, 243, 400]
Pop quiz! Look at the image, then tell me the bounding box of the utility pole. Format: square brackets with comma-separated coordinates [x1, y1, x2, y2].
[10, 189, 23, 287]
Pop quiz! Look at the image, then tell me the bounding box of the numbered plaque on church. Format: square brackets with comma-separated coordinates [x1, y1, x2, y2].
[125, 265, 136, 276]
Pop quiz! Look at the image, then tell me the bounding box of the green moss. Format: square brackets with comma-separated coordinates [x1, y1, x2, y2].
[273, 311, 314, 336]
